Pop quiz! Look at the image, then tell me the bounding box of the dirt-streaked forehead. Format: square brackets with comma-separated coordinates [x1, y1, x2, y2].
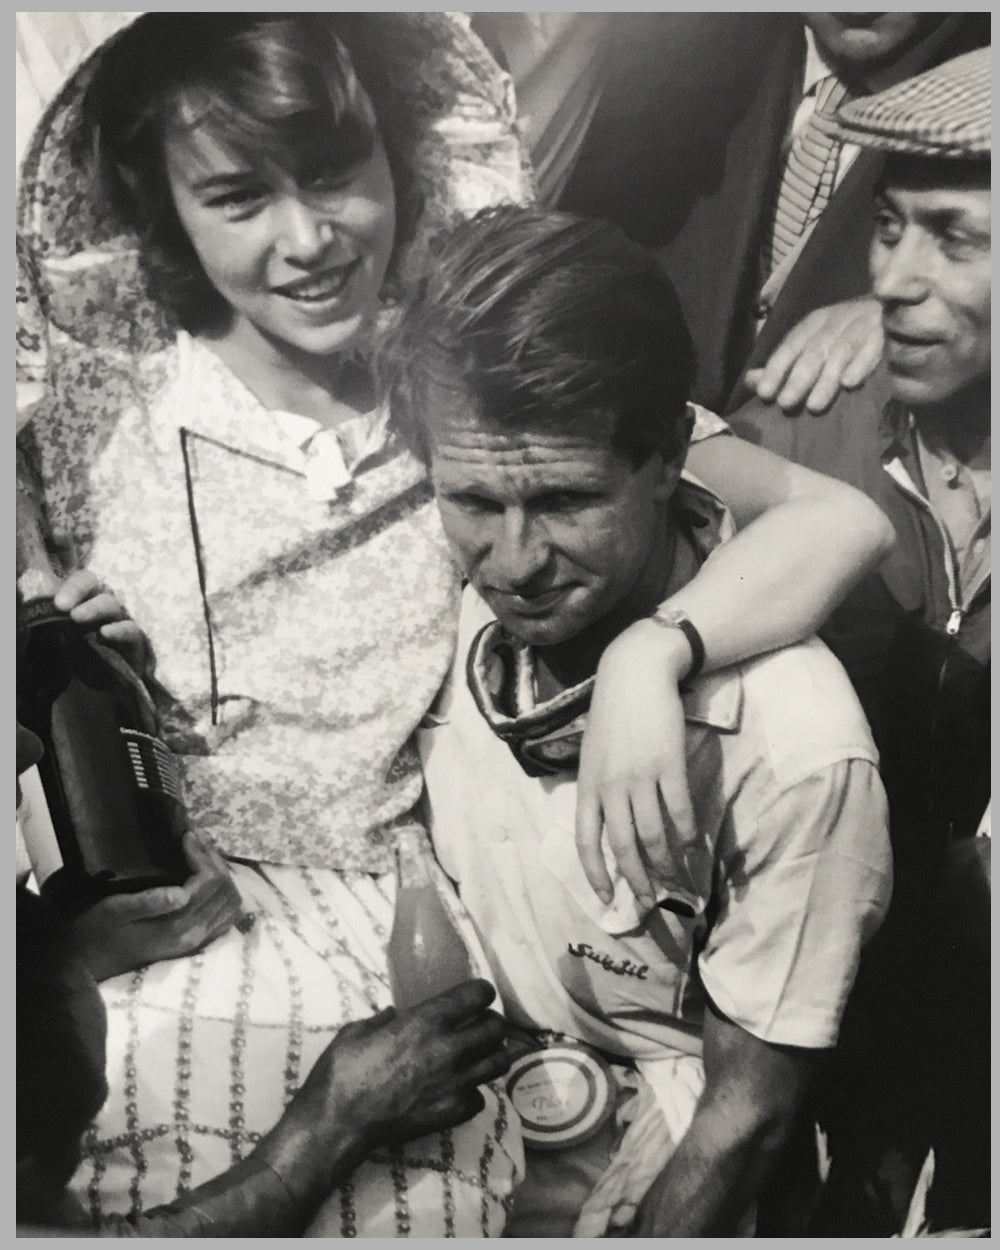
[429, 426, 633, 502]
[427, 414, 621, 466]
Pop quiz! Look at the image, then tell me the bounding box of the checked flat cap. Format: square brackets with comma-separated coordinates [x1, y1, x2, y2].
[835, 45, 990, 159]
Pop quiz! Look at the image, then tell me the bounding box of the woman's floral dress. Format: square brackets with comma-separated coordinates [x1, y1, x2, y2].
[17, 13, 534, 1235]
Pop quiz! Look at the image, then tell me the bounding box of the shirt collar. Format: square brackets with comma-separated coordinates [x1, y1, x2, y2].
[877, 400, 927, 494]
[803, 26, 832, 96]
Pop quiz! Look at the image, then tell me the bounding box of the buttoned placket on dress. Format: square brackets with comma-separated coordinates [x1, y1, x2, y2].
[172, 333, 396, 725]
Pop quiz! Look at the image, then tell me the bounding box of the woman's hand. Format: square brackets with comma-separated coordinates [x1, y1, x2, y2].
[745, 297, 883, 414]
[577, 620, 699, 911]
[53, 568, 154, 679]
[71, 831, 243, 981]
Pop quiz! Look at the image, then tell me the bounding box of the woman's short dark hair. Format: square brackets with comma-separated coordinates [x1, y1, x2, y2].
[380, 206, 697, 467]
[76, 14, 418, 333]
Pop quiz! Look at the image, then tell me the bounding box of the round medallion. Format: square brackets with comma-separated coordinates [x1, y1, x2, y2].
[505, 1042, 616, 1150]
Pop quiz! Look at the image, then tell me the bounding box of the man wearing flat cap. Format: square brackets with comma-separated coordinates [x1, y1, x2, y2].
[733, 46, 990, 1235]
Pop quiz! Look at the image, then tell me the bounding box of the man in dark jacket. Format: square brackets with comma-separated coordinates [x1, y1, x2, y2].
[732, 47, 990, 1234]
[553, 13, 988, 413]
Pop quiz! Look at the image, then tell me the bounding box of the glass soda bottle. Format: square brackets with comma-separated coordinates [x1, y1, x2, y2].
[16, 480, 190, 919]
[386, 827, 475, 1009]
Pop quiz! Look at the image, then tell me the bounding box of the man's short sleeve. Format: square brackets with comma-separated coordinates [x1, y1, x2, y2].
[698, 758, 892, 1050]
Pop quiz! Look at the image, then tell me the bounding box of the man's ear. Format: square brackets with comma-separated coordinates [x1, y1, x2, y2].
[651, 456, 684, 503]
[651, 404, 694, 502]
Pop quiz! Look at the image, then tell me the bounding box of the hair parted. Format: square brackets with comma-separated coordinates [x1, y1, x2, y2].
[76, 14, 418, 333]
[16, 886, 107, 1167]
[379, 205, 697, 467]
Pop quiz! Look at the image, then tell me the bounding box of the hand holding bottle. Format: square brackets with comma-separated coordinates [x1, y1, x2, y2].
[17, 484, 236, 959]
[270, 979, 509, 1190]
[19, 476, 191, 905]
[70, 829, 243, 981]
[52, 568, 154, 680]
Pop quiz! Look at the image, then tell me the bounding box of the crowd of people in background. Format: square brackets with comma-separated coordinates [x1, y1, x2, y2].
[15, 12, 990, 1238]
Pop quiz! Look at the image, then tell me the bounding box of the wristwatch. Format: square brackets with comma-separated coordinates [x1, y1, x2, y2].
[649, 605, 705, 683]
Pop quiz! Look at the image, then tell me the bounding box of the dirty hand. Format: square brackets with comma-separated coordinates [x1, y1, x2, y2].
[298, 979, 510, 1150]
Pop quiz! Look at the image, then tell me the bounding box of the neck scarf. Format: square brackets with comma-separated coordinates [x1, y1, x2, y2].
[466, 621, 595, 777]
[465, 497, 719, 777]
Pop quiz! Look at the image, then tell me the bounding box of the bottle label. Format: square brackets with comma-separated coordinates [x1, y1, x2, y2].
[17, 765, 64, 885]
[20, 597, 61, 628]
[121, 728, 184, 801]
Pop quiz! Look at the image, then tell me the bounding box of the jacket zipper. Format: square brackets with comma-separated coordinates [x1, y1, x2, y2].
[883, 457, 990, 844]
[882, 456, 990, 630]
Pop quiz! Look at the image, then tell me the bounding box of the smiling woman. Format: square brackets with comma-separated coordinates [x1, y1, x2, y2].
[162, 120, 396, 363]
[18, 11, 530, 1236]
[81, 14, 406, 416]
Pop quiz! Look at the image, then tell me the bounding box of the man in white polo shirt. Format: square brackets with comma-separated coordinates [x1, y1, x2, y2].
[382, 204, 892, 1236]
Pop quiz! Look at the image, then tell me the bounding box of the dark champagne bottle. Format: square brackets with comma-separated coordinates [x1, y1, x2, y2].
[16, 483, 190, 918]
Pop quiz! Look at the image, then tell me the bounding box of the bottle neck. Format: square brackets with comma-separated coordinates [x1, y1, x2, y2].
[16, 484, 63, 602]
[394, 828, 436, 890]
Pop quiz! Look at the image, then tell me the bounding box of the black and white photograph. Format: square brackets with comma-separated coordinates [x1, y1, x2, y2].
[15, 10, 990, 1238]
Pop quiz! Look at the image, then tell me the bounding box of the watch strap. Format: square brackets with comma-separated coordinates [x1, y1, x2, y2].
[650, 608, 705, 683]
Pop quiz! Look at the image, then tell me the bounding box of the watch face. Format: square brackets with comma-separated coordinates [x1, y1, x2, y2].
[653, 606, 687, 628]
[649, 606, 703, 684]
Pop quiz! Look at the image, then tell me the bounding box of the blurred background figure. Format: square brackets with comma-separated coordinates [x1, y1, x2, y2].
[479, 13, 988, 412]
[470, 13, 611, 206]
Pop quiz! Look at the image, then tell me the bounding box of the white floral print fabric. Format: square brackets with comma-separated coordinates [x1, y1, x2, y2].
[17, 13, 532, 1234]
[17, 12, 534, 874]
